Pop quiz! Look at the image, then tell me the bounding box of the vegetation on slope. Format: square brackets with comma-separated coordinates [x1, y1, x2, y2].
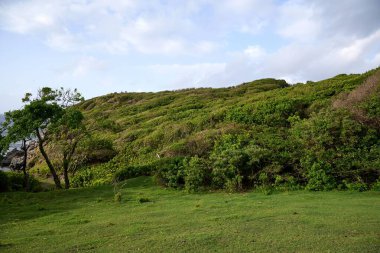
[28, 68, 380, 191]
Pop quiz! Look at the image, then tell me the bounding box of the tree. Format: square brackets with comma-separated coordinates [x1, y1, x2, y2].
[49, 107, 86, 189]
[0, 128, 6, 164]
[3, 87, 85, 189]
[1, 109, 35, 190]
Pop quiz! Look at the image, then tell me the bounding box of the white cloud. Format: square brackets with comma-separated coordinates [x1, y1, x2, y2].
[0, 0, 380, 101]
[74, 57, 107, 77]
[194, 41, 220, 54]
[0, 0, 59, 34]
[277, 1, 321, 41]
[338, 30, 380, 62]
[149, 63, 226, 88]
[0, 0, 225, 55]
[57, 56, 107, 78]
[244, 45, 266, 59]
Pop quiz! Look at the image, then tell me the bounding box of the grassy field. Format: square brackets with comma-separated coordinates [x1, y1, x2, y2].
[0, 177, 379, 253]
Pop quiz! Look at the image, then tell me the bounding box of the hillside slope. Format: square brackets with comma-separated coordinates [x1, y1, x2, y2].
[43, 68, 380, 190]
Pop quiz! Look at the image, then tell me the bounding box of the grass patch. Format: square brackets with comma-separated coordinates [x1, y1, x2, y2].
[0, 176, 379, 252]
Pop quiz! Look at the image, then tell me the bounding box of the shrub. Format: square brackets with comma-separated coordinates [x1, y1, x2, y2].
[71, 162, 118, 188]
[210, 134, 255, 190]
[183, 156, 209, 192]
[28, 177, 43, 192]
[92, 178, 109, 187]
[7, 172, 24, 191]
[225, 175, 243, 192]
[0, 171, 41, 192]
[114, 165, 152, 182]
[71, 169, 94, 188]
[273, 175, 302, 191]
[292, 108, 380, 189]
[343, 180, 369, 192]
[153, 157, 185, 188]
[306, 162, 336, 191]
[0, 171, 9, 192]
[80, 137, 117, 164]
[371, 180, 380, 191]
[226, 98, 309, 127]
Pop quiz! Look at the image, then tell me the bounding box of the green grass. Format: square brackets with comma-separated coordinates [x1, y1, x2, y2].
[1, 176, 379, 252]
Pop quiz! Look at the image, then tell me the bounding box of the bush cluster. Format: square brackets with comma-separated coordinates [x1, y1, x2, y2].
[0, 171, 41, 192]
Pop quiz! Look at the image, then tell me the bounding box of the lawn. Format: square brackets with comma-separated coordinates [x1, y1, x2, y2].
[0, 176, 379, 252]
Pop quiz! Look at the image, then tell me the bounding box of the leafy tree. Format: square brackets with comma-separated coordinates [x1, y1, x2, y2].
[1, 109, 35, 190]
[3, 87, 85, 189]
[49, 107, 86, 188]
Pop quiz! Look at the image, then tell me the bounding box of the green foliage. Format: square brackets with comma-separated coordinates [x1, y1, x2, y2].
[79, 137, 116, 164]
[98, 119, 122, 133]
[114, 164, 152, 183]
[361, 91, 380, 118]
[71, 162, 117, 188]
[305, 162, 336, 191]
[371, 179, 380, 191]
[293, 109, 380, 187]
[0, 171, 8, 192]
[6, 172, 24, 191]
[343, 180, 369, 192]
[226, 98, 309, 126]
[0, 171, 41, 192]
[154, 157, 185, 188]
[210, 134, 250, 190]
[27, 68, 379, 192]
[183, 156, 209, 192]
[3, 86, 86, 189]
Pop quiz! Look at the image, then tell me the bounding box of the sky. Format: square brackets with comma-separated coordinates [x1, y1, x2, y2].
[0, 0, 380, 113]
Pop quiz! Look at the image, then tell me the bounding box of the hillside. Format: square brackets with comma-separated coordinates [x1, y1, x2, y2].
[33, 68, 380, 191]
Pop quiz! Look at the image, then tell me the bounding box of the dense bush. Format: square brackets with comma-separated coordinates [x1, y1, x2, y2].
[114, 164, 152, 182]
[292, 109, 380, 187]
[77, 137, 117, 165]
[305, 162, 336, 191]
[226, 98, 309, 127]
[0, 171, 8, 192]
[371, 180, 380, 191]
[183, 156, 210, 192]
[153, 157, 186, 188]
[0, 171, 41, 192]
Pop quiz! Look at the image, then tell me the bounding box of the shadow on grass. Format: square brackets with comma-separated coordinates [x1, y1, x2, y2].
[0, 184, 114, 224]
[0, 176, 157, 225]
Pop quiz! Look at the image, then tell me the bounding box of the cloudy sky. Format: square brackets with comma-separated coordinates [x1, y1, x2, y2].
[0, 0, 380, 112]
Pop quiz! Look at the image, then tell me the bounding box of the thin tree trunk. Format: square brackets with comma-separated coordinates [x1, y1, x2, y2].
[63, 141, 78, 189]
[63, 158, 70, 189]
[36, 128, 62, 189]
[21, 139, 30, 191]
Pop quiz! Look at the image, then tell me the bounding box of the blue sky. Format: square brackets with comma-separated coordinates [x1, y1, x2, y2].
[1, 0, 380, 113]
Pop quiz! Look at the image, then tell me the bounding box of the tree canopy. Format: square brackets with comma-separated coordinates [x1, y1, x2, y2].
[2, 87, 85, 189]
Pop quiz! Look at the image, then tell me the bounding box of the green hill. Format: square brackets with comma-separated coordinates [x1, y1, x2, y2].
[35, 68, 380, 191]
